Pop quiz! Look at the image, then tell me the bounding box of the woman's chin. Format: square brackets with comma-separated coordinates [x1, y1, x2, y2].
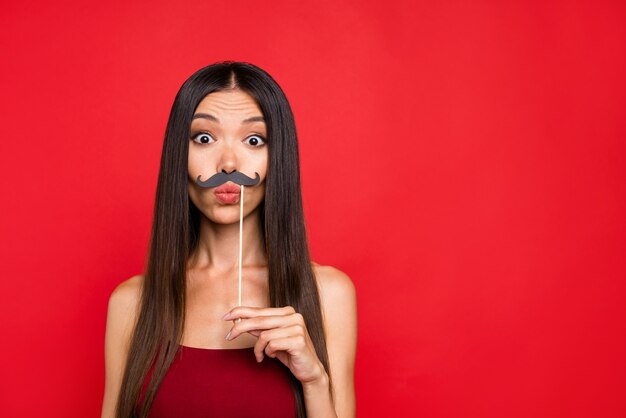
[203, 214, 240, 225]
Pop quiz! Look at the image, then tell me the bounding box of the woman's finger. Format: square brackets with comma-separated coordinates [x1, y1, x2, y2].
[225, 310, 305, 341]
[225, 314, 302, 340]
[222, 305, 296, 321]
[264, 335, 307, 359]
[253, 325, 303, 362]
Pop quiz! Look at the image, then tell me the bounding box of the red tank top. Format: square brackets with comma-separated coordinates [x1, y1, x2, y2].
[136, 345, 297, 417]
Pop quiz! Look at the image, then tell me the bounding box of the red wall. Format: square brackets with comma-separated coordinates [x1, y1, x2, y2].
[1, 1, 625, 417]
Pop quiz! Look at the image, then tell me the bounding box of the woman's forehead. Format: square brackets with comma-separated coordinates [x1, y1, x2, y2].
[194, 89, 263, 120]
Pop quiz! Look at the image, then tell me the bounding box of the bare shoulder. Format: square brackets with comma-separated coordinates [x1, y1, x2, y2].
[101, 274, 144, 418]
[311, 263, 357, 334]
[105, 273, 143, 356]
[105, 274, 143, 356]
[108, 274, 143, 314]
[311, 263, 356, 307]
[311, 263, 357, 417]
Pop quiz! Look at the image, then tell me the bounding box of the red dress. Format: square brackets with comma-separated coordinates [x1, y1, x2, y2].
[136, 345, 297, 417]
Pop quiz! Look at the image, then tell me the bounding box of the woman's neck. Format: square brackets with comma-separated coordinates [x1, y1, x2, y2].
[188, 208, 267, 274]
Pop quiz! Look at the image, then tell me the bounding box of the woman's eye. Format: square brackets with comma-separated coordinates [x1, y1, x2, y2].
[191, 132, 215, 144]
[244, 135, 266, 147]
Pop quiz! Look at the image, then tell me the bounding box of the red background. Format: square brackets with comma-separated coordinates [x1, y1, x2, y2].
[1, 1, 625, 417]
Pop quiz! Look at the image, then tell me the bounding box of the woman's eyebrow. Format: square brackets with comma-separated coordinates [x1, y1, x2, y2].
[192, 113, 265, 124]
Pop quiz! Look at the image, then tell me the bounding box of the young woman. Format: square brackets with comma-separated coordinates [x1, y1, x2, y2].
[101, 61, 357, 418]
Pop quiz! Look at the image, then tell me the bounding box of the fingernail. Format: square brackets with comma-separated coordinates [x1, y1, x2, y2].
[222, 312, 232, 320]
[225, 331, 232, 340]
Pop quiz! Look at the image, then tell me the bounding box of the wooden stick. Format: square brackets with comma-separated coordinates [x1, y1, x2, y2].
[237, 184, 244, 311]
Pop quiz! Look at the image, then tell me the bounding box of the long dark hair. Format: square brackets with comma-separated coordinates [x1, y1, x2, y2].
[115, 61, 332, 417]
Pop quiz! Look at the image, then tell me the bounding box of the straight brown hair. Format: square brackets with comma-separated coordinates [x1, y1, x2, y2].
[114, 61, 332, 417]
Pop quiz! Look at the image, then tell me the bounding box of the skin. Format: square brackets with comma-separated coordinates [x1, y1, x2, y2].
[101, 89, 357, 418]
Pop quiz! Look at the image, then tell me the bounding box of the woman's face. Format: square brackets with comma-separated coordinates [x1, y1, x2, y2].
[187, 89, 268, 225]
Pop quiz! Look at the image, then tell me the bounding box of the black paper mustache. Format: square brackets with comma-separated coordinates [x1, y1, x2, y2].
[196, 171, 261, 188]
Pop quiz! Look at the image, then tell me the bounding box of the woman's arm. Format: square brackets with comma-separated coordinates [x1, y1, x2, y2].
[313, 265, 358, 418]
[101, 275, 142, 418]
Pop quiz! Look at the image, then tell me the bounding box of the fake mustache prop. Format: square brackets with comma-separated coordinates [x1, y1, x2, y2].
[196, 171, 261, 188]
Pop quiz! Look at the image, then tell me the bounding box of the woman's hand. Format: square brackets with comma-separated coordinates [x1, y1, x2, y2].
[222, 306, 328, 387]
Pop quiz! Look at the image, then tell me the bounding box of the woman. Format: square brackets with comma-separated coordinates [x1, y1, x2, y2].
[101, 61, 357, 418]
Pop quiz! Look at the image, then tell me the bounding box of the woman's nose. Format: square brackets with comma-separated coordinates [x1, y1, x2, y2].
[217, 145, 239, 175]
